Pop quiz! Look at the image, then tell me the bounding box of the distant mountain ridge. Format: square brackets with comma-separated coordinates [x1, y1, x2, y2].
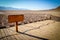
[55, 6, 60, 11]
[0, 6, 60, 10]
[0, 6, 28, 10]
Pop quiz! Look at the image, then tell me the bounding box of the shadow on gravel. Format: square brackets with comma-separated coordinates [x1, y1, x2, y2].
[18, 31, 49, 40]
[0, 26, 6, 29]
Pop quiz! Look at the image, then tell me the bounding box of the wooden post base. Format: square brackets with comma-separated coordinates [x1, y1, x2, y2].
[16, 22, 18, 32]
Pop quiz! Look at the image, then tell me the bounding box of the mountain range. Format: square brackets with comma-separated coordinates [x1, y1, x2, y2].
[0, 6, 28, 10]
[0, 6, 60, 10]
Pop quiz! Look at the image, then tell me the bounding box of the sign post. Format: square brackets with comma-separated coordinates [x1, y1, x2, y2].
[16, 22, 18, 32]
[8, 15, 24, 32]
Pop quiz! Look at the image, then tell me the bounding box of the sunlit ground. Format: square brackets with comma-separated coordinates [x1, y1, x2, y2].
[8, 20, 60, 40]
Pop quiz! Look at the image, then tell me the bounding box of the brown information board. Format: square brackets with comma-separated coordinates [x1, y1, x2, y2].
[8, 15, 24, 23]
[8, 15, 24, 32]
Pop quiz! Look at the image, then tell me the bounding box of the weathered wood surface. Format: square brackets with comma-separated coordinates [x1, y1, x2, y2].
[8, 15, 24, 23]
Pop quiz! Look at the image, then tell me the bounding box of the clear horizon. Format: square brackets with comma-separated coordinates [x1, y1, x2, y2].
[0, 0, 60, 10]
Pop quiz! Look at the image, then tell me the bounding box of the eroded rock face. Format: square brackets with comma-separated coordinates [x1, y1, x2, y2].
[0, 14, 8, 26]
[24, 14, 51, 21]
[0, 14, 60, 27]
[51, 15, 60, 21]
[0, 14, 4, 26]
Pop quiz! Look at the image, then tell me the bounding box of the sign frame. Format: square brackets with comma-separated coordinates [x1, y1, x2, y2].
[8, 15, 24, 32]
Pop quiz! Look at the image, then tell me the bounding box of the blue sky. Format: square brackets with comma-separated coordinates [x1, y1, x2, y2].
[0, 0, 60, 10]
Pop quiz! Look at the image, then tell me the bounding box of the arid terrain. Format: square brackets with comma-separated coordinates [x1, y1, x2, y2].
[0, 6, 60, 40]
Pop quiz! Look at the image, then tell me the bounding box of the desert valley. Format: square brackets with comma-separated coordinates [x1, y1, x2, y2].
[0, 6, 60, 40]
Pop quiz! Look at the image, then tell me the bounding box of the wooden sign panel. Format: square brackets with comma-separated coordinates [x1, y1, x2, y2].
[8, 15, 24, 23]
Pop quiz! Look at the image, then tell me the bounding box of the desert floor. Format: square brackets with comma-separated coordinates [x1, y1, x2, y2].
[0, 20, 60, 40]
